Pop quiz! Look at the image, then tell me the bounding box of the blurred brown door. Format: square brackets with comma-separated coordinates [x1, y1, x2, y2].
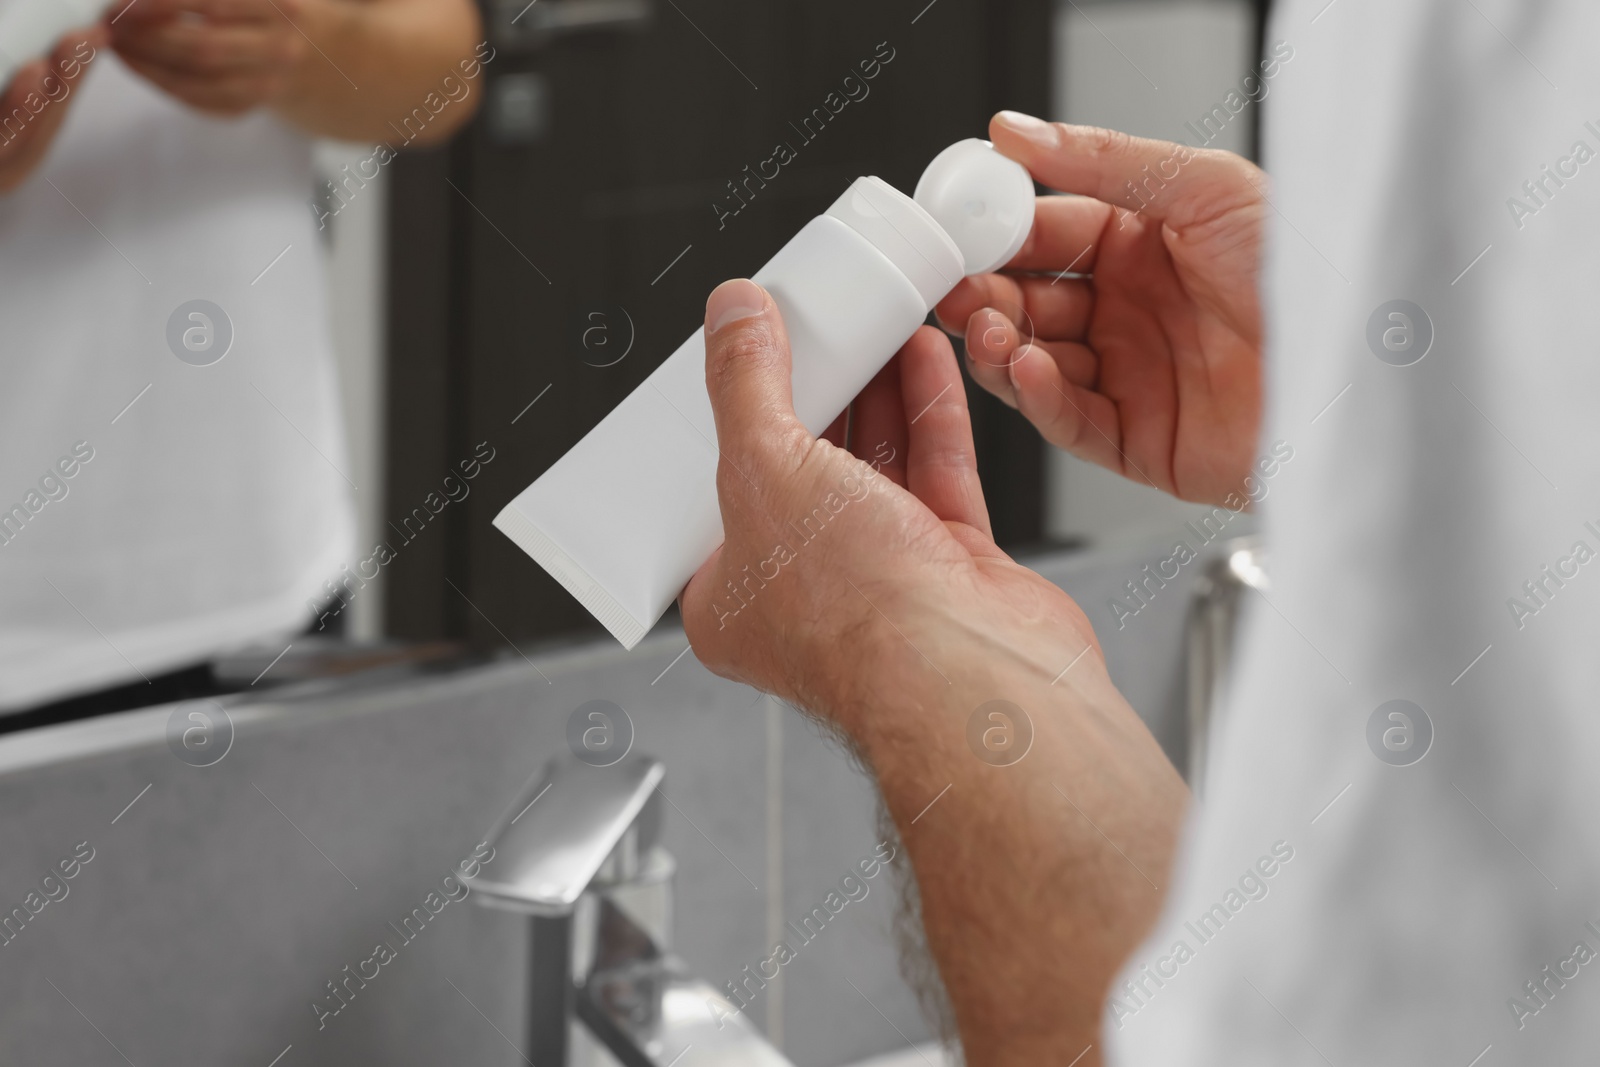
[387, 0, 1051, 647]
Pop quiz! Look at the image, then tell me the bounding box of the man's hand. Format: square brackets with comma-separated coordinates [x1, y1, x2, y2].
[683, 279, 1188, 1065]
[110, 0, 312, 116]
[682, 279, 1094, 728]
[110, 0, 482, 143]
[936, 111, 1267, 507]
[0, 27, 106, 193]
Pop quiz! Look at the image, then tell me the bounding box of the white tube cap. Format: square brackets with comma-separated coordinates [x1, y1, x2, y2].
[913, 138, 1036, 275]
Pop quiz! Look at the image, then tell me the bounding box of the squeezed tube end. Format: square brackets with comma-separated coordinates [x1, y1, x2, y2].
[492, 503, 650, 650]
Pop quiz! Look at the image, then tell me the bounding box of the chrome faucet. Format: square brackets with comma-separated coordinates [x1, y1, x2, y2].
[1185, 536, 1267, 796]
[468, 752, 793, 1067]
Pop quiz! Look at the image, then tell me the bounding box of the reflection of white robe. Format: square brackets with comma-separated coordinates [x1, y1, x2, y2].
[1112, 1, 1600, 1061]
[0, 51, 353, 709]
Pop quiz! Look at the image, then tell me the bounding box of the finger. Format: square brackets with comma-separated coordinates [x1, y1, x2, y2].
[52, 24, 108, 67]
[1036, 339, 1098, 389]
[964, 309, 1097, 390]
[117, 56, 281, 111]
[959, 306, 1018, 408]
[937, 271, 1094, 343]
[1003, 194, 1111, 274]
[0, 30, 98, 179]
[113, 21, 292, 73]
[104, 0, 149, 22]
[959, 308, 1099, 404]
[899, 327, 992, 539]
[703, 279, 806, 475]
[114, 0, 292, 24]
[990, 111, 1263, 229]
[1, 58, 47, 107]
[2, 25, 98, 125]
[1008, 342, 1153, 487]
[678, 544, 756, 683]
[848, 354, 908, 488]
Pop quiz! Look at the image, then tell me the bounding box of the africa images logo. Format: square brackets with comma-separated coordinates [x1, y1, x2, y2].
[166, 300, 234, 366]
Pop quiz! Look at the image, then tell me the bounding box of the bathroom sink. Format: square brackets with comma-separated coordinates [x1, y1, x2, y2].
[0, 539, 1224, 1066]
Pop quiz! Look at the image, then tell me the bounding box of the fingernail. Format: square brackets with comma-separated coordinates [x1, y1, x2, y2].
[707, 279, 767, 333]
[994, 110, 1059, 150]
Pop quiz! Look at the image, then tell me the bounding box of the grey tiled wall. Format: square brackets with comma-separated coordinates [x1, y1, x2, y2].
[0, 538, 1233, 1067]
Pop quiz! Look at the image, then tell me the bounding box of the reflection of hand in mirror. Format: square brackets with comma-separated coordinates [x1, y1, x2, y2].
[935, 110, 1268, 508]
[108, 0, 483, 143]
[0, 26, 106, 194]
[110, 0, 312, 116]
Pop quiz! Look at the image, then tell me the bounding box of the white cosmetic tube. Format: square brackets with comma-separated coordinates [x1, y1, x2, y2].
[495, 139, 1035, 648]
[0, 0, 113, 89]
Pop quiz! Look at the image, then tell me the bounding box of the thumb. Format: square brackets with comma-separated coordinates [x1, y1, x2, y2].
[703, 279, 806, 471]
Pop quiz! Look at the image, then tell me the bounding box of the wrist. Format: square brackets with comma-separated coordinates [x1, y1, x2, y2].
[816, 590, 1071, 759]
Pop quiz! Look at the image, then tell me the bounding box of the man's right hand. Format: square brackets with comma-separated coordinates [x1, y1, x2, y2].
[682, 280, 1190, 1065]
[0, 27, 106, 194]
[936, 111, 1267, 508]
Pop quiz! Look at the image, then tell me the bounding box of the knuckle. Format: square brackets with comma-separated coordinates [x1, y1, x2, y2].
[703, 355, 744, 407]
[1083, 124, 1135, 161]
[708, 323, 777, 381]
[922, 441, 976, 474]
[681, 606, 716, 658]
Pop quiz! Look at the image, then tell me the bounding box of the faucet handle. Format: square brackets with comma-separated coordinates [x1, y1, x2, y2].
[469, 753, 666, 915]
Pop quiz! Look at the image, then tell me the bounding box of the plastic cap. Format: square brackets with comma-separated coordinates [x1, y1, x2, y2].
[913, 139, 1036, 275]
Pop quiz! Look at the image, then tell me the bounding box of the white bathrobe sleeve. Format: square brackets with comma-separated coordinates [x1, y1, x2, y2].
[1110, 1, 1600, 1062]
